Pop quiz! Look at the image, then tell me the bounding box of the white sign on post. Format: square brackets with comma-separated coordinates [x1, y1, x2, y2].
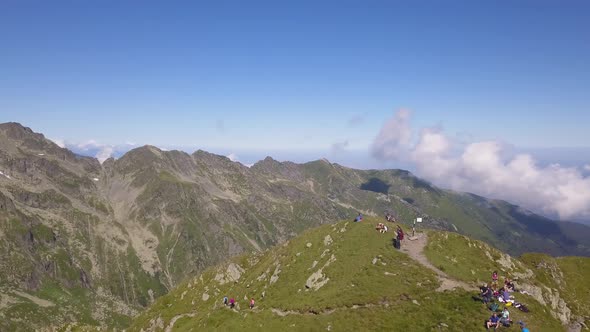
[416, 218, 423, 223]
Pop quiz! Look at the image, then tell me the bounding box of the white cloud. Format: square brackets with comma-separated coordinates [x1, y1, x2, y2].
[347, 113, 366, 127]
[50, 138, 66, 148]
[64, 139, 115, 163]
[227, 153, 239, 162]
[371, 109, 413, 161]
[371, 110, 590, 221]
[226, 153, 254, 167]
[585, 164, 590, 172]
[95, 146, 114, 163]
[331, 140, 349, 152]
[77, 139, 100, 150]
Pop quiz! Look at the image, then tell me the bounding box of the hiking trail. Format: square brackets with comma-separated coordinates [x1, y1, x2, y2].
[402, 232, 473, 292]
[165, 312, 196, 332]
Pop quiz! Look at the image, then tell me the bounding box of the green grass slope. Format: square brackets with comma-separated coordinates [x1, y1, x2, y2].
[126, 219, 568, 332]
[425, 231, 590, 329]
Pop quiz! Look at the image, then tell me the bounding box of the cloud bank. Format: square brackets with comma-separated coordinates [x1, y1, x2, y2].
[226, 152, 253, 167]
[347, 113, 367, 127]
[54, 140, 136, 164]
[50, 138, 66, 148]
[372, 110, 590, 221]
[331, 140, 349, 153]
[74, 140, 117, 163]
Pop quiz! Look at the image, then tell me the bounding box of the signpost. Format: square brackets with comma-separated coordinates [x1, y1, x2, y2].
[412, 217, 423, 237]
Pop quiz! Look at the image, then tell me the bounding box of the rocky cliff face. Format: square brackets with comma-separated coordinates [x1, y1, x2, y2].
[1, 122, 589, 330]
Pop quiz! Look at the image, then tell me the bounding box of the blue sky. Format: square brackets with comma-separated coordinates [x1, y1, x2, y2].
[1, 1, 589, 163]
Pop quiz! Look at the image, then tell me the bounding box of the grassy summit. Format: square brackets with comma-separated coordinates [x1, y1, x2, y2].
[125, 218, 576, 331]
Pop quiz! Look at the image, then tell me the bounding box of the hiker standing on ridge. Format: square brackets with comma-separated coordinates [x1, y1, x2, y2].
[492, 271, 499, 290]
[396, 226, 404, 248]
[250, 298, 255, 309]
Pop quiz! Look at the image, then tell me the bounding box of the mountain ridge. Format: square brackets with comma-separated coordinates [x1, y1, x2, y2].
[1, 122, 589, 330]
[128, 219, 589, 332]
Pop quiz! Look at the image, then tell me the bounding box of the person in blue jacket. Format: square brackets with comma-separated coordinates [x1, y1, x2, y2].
[519, 321, 530, 332]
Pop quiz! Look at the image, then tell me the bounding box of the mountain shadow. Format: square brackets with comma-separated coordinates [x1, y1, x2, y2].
[360, 177, 390, 194]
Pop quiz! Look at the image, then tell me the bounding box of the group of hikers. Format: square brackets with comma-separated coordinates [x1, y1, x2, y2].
[214, 213, 535, 332]
[355, 212, 405, 248]
[222, 296, 255, 310]
[375, 222, 389, 233]
[355, 212, 406, 247]
[480, 271, 530, 331]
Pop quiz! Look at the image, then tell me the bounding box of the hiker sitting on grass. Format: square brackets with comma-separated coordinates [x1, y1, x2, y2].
[354, 213, 363, 222]
[498, 289, 512, 303]
[492, 271, 499, 289]
[385, 212, 395, 222]
[249, 298, 255, 309]
[481, 284, 492, 303]
[376, 223, 388, 233]
[505, 278, 515, 292]
[487, 313, 500, 330]
[500, 307, 511, 326]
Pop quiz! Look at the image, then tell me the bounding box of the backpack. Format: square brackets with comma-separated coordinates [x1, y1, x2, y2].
[489, 303, 500, 312]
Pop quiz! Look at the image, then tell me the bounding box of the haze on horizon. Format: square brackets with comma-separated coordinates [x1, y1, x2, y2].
[1, 1, 589, 221]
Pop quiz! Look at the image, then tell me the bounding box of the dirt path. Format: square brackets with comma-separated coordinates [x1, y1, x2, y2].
[165, 312, 196, 332]
[401, 233, 473, 292]
[270, 302, 389, 317]
[12, 290, 54, 307]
